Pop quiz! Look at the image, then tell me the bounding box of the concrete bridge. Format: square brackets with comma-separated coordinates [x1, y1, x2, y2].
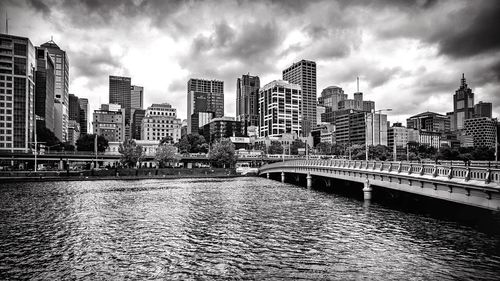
[259, 159, 500, 211]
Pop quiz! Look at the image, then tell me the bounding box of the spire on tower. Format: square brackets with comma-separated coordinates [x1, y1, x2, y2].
[461, 73, 467, 87]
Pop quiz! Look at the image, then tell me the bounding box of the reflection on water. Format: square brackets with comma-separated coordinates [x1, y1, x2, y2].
[1, 178, 500, 280]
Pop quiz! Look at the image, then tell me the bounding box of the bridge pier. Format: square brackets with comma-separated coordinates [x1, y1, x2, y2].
[306, 173, 312, 189]
[281, 171, 285, 183]
[363, 179, 372, 200]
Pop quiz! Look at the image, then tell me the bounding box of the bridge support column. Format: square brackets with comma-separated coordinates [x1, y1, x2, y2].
[363, 180, 372, 201]
[306, 173, 312, 189]
[266, 172, 269, 179]
[281, 172, 285, 183]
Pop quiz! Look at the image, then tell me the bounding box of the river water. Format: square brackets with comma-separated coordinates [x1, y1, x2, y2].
[1, 177, 500, 280]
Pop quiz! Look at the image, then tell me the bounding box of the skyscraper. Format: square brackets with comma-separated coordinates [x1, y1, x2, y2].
[130, 85, 143, 109]
[259, 80, 302, 137]
[78, 98, 89, 135]
[187, 78, 224, 134]
[40, 39, 69, 142]
[452, 74, 474, 130]
[236, 74, 260, 128]
[283, 60, 317, 136]
[318, 86, 346, 111]
[0, 34, 36, 152]
[109, 75, 132, 139]
[35, 47, 55, 134]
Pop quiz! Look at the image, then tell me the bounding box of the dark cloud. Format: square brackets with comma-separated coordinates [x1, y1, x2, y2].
[27, 0, 50, 16]
[70, 47, 124, 87]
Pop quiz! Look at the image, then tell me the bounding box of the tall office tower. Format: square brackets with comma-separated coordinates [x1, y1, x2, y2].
[236, 74, 260, 128]
[283, 60, 317, 136]
[40, 39, 69, 142]
[130, 85, 144, 109]
[92, 104, 125, 142]
[109, 76, 132, 139]
[474, 101, 492, 118]
[132, 109, 146, 140]
[141, 103, 182, 142]
[318, 86, 346, 111]
[68, 94, 80, 122]
[187, 78, 224, 134]
[0, 34, 36, 152]
[452, 74, 475, 130]
[78, 98, 89, 135]
[259, 80, 302, 137]
[35, 47, 55, 134]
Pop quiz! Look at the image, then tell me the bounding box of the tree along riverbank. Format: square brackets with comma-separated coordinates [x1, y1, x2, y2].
[0, 168, 240, 183]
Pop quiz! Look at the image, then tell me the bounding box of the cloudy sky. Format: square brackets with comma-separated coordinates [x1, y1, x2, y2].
[2, 0, 499, 124]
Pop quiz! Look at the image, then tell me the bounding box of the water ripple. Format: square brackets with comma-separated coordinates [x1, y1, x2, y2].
[1, 178, 500, 280]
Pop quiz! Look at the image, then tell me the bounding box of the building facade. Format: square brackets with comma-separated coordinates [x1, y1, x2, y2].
[283, 60, 316, 136]
[132, 109, 145, 140]
[40, 39, 69, 142]
[406, 111, 450, 133]
[78, 98, 89, 135]
[109, 75, 132, 139]
[67, 119, 80, 146]
[68, 93, 80, 122]
[92, 104, 125, 142]
[130, 85, 144, 110]
[0, 34, 36, 152]
[187, 78, 224, 134]
[318, 86, 346, 111]
[236, 74, 260, 128]
[141, 103, 181, 142]
[259, 80, 302, 138]
[34, 47, 55, 134]
[474, 101, 492, 118]
[464, 117, 497, 148]
[201, 117, 244, 143]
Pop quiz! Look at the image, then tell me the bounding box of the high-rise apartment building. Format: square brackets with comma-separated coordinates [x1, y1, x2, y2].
[187, 78, 224, 134]
[92, 104, 125, 142]
[259, 80, 302, 137]
[283, 60, 317, 136]
[78, 98, 89, 135]
[236, 74, 260, 128]
[130, 85, 143, 109]
[34, 47, 55, 134]
[452, 74, 475, 130]
[0, 34, 36, 151]
[40, 39, 69, 142]
[141, 103, 181, 142]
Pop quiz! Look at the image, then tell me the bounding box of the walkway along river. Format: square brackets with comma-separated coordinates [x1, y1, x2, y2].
[1, 177, 500, 279]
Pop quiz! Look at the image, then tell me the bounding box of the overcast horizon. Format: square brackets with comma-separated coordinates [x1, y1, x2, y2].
[1, 0, 499, 125]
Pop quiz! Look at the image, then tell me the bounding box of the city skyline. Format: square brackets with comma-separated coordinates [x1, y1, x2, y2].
[1, 0, 499, 124]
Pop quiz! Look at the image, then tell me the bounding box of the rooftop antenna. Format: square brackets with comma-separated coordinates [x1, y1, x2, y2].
[356, 76, 359, 92]
[5, 11, 8, 34]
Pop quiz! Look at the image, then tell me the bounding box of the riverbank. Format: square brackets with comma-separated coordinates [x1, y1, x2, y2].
[0, 168, 243, 183]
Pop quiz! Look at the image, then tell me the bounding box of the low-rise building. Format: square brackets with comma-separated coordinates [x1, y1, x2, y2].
[92, 104, 125, 142]
[201, 117, 244, 143]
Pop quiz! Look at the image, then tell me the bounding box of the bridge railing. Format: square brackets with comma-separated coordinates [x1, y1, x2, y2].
[261, 159, 500, 185]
